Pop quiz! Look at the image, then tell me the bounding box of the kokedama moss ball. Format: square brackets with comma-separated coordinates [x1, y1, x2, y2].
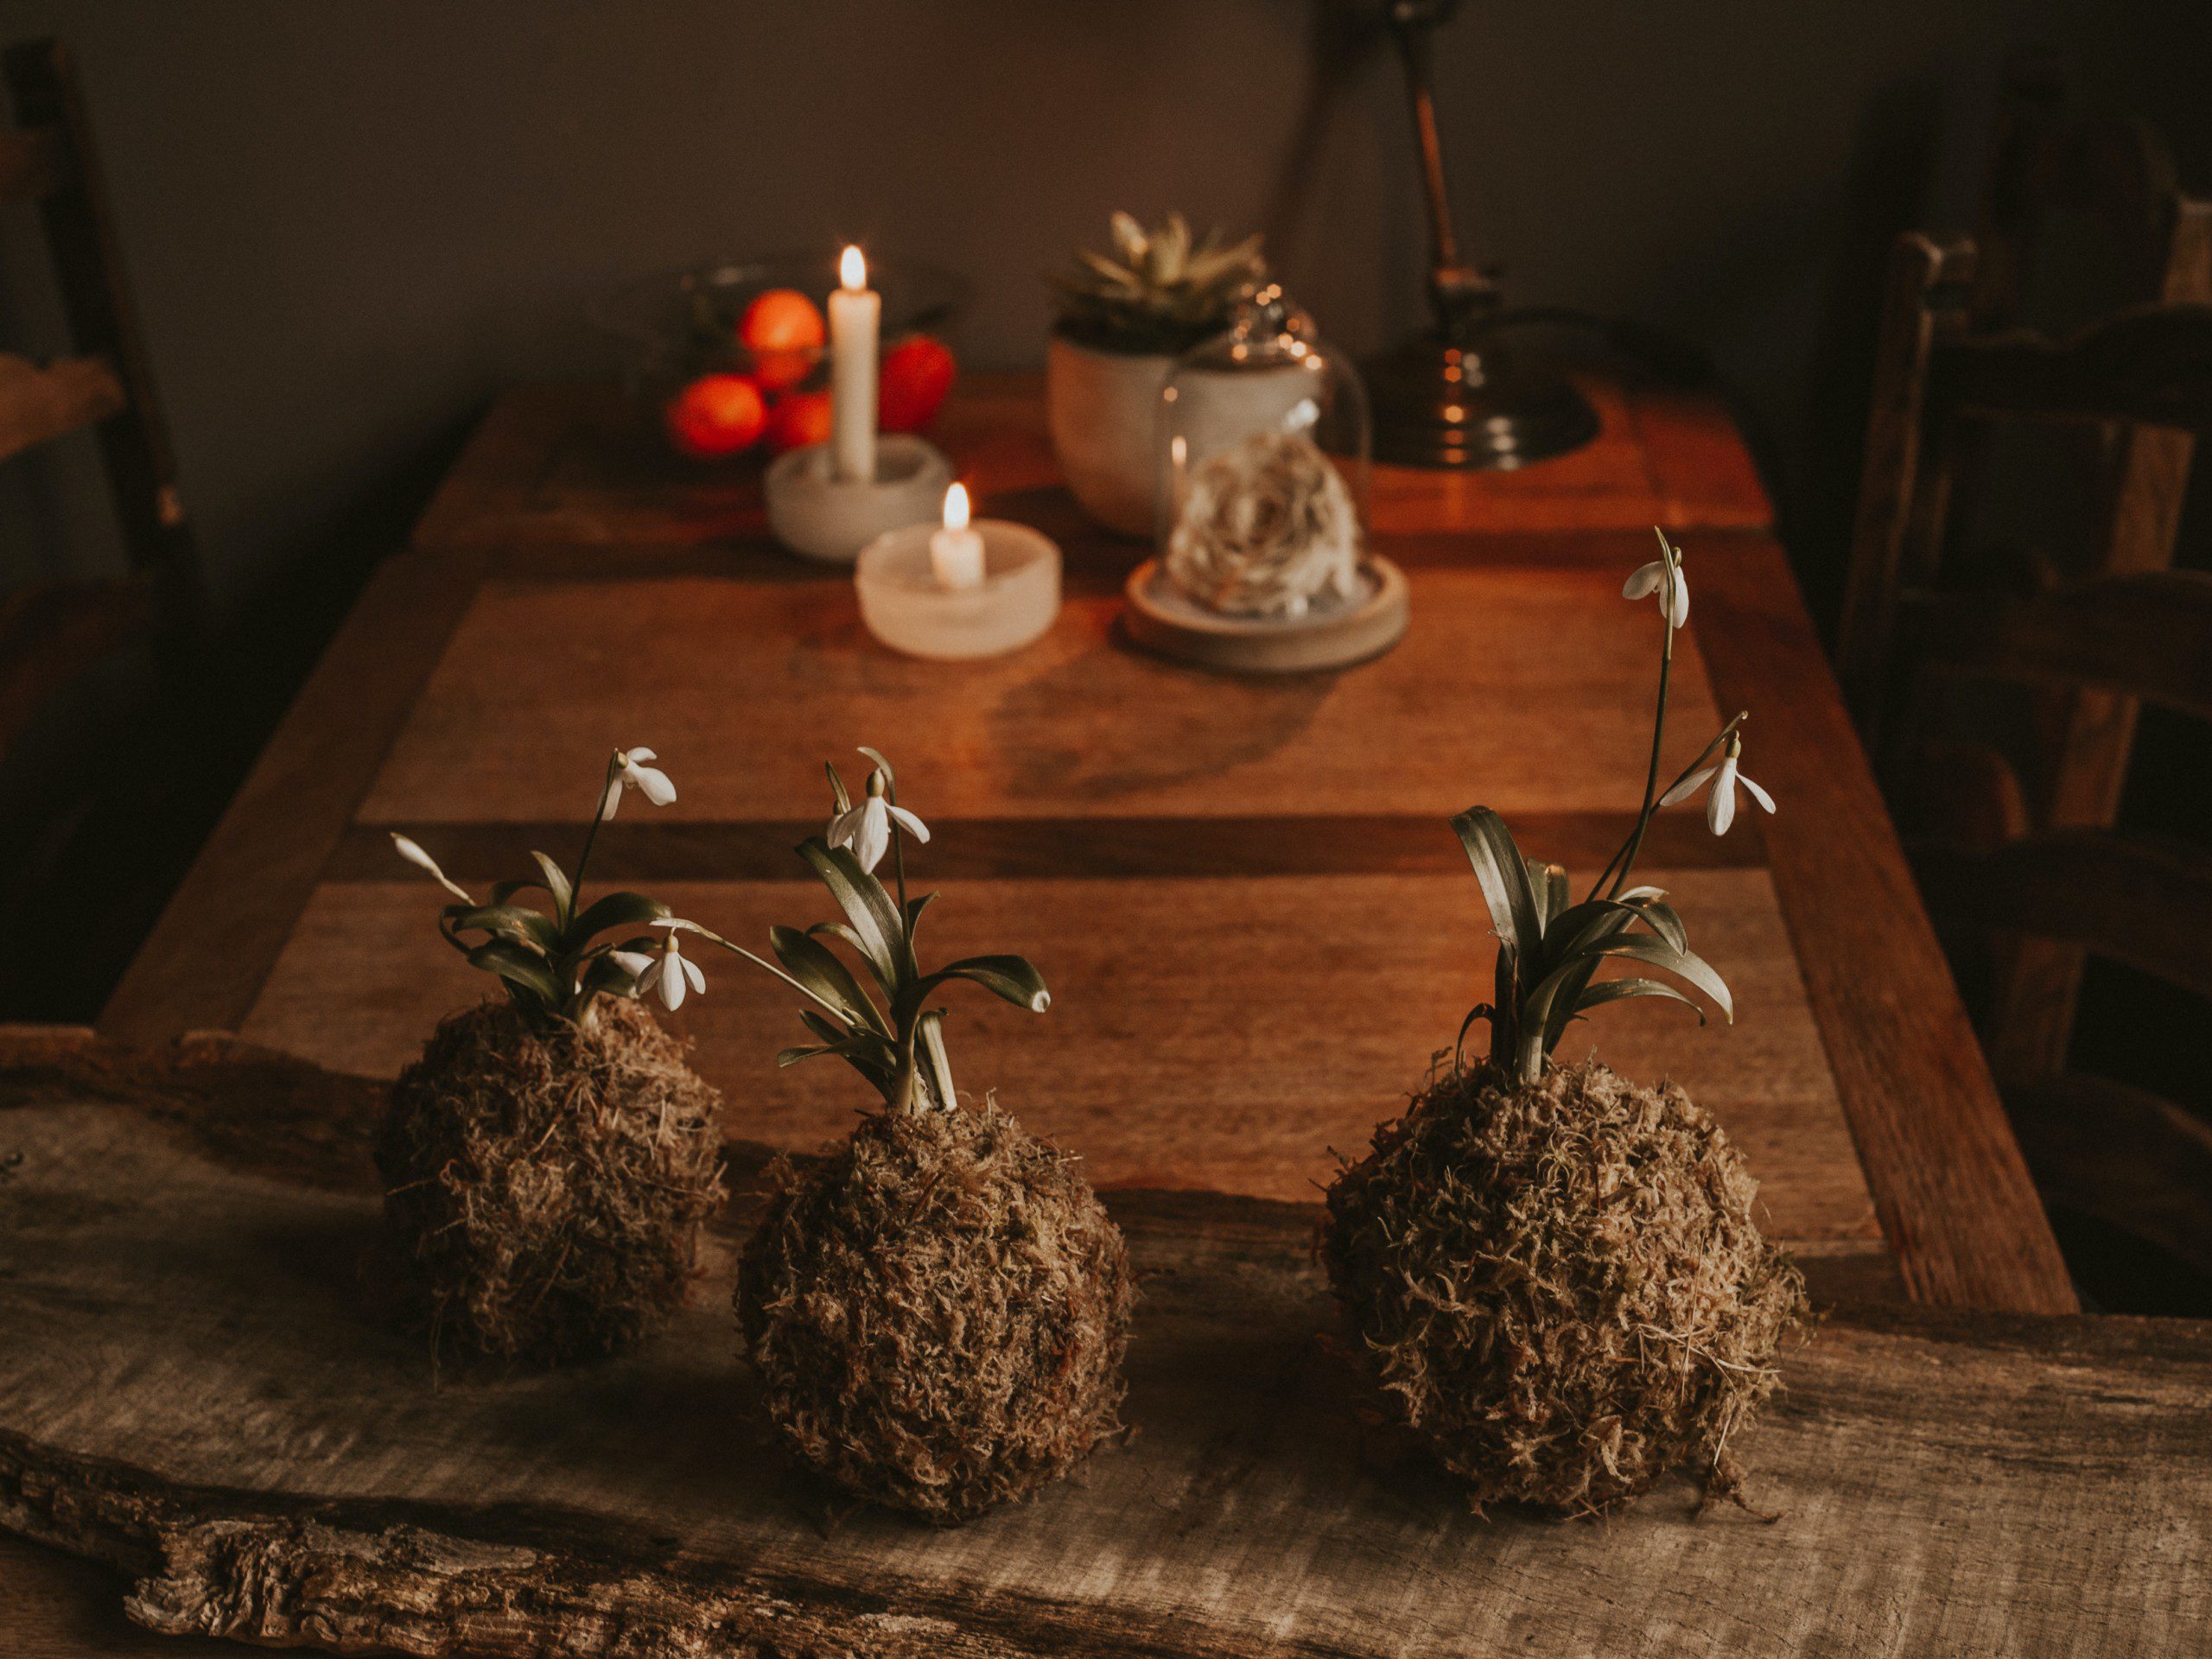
[736, 1098, 1135, 1525]
[1322, 1060, 1810, 1517]
[376, 997, 725, 1367]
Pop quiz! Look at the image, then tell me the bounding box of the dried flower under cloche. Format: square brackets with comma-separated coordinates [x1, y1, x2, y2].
[701, 749, 1134, 1525]
[1321, 531, 1810, 1518]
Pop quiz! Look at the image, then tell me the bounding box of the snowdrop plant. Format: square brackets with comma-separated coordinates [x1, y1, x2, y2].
[1455, 530, 1776, 1084]
[693, 747, 1049, 1114]
[391, 747, 700, 1027]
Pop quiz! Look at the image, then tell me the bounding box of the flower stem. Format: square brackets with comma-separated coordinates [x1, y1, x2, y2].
[570, 753, 621, 909]
[1592, 537, 1680, 903]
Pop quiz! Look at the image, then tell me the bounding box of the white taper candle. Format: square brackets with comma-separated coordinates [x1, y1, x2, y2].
[827, 245, 880, 483]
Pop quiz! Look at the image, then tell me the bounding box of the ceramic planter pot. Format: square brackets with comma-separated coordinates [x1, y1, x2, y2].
[1046, 334, 1175, 539]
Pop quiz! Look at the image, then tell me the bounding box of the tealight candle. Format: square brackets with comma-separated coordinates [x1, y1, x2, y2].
[930, 483, 986, 589]
[828, 245, 879, 482]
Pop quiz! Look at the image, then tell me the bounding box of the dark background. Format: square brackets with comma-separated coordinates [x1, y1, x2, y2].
[1, 0, 2208, 1019]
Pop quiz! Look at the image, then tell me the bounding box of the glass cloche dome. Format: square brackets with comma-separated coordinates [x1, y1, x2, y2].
[1155, 283, 1371, 620]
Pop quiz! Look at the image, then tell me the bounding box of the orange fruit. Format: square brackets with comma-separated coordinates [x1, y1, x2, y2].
[664, 372, 766, 459]
[740, 288, 826, 391]
[764, 388, 834, 454]
[879, 334, 957, 433]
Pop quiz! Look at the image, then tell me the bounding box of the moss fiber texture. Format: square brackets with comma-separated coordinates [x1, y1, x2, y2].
[376, 998, 725, 1368]
[1323, 1060, 1810, 1517]
[737, 1097, 1135, 1525]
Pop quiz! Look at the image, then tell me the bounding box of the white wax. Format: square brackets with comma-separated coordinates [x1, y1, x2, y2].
[930, 525, 986, 588]
[827, 283, 880, 483]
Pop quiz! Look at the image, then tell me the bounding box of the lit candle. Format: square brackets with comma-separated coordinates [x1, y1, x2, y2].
[828, 245, 880, 482]
[930, 482, 986, 589]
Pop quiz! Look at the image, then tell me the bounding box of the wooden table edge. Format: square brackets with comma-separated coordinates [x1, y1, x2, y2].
[1691, 527, 2075, 1314]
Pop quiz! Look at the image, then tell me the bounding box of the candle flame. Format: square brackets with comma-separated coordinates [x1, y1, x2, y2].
[944, 481, 970, 531]
[839, 245, 867, 291]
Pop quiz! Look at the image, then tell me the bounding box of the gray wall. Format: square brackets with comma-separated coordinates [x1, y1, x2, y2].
[0, 0, 2196, 621]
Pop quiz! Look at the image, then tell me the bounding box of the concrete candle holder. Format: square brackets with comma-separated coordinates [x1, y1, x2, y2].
[855, 518, 1061, 660]
[764, 434, 954, 564]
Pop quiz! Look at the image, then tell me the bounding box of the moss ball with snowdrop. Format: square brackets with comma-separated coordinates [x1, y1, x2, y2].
[700, 750, 1135, 1525]
[1322, 532, 1808, 1517]
[375, 747, 727, 1367]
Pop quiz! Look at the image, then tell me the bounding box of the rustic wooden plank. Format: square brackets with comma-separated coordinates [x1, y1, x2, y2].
[0, 1049, 2198, 1658]
[1692, 530, 2076, 1315]
[236, 868, 1881, 1253]
[99, 547, 486, 1045]
[357, 558, 1725, 826]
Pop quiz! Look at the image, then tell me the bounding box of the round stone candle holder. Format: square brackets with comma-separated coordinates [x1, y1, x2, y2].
[854, 518, 1061, 660]
[764, 434, 954, 564]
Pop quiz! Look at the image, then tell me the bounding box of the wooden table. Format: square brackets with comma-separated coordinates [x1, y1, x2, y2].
[100, 372, 2069, 1317]
[1, 371, 2088, 1656]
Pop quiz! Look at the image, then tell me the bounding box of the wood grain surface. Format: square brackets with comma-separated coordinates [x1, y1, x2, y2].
[101, 382, 2072, 1346]
[356, 558, 1725, 827]
[235, 869, 1885, 1266]
[0, 1038, 2196, 1659]
[408, 374, 1770, 556]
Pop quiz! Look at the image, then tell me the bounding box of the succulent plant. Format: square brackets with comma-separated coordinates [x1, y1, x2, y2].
[1049, 211, 1266, 356]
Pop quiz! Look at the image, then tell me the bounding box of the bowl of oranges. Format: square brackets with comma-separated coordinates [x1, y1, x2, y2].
[597, 254, 966, 463]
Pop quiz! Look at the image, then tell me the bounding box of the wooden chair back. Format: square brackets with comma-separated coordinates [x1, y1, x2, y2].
[1838, 88, 2212, 1093]
[1, 35, 198, 753]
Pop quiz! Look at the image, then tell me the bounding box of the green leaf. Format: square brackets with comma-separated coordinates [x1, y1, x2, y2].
[577, 951, 642, 1001]
[531, 851, 575, 926]
[918, 1009, 957, 1109]
[1572, 976, 1707, 1021]
[805, 919, 896, 996]
[798, 838, 906, 993]
[904, 890, 938, 950]
[1541, 898, 1653, 974]
[770, 924, 889, 1034]
[1452, 808, 1541, 969]
[445, 903, 560, 952]
[1520, 930, 1732, 1061]
[1618, 891, 1688, 954]
[909, 954, 1051, 1015]
[467, 938, 563, 1003]
[1526, 858, 1568, 934]
[825, 761, 852, 816]
[563, 891, 671, 951]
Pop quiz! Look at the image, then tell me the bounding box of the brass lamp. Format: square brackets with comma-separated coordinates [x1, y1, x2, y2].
[1363, 0, 1597, 469]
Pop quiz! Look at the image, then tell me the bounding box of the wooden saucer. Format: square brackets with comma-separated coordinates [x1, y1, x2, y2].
[1122, 555, 1410, 674]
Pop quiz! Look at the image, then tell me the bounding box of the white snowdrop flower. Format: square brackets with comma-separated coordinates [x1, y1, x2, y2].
[390, 832, 473, 903]
[600, 747, 677, 820]
[608, 949, 654, 984]
[1624, 554, 1690, 629]
[826, 769, 929, 873]
[1661, 737, 1775, 836]
[635, 931, 704, 1011]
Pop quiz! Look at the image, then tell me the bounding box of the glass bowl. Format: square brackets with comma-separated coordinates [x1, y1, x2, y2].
[594, 253, 967, 400]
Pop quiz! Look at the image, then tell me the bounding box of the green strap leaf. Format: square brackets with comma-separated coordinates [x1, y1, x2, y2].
[467, 938, 563, 1003]
[531, 851, 575, 927]
[562, 891, 671, 951]
[1522, 932, 1732, 1059]
[904, 890, 938, 950]
[1572, 976, 1707, 1021]
[444, 903, 560, 952]
[825, 761, 852, 815]
[797, 837, 906, 994]
[1452, 807, 1541, 967]
[918, 1009, 957, 1109]
[770, 925, 889, 1034]
[907, 955, 1051, 1016]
